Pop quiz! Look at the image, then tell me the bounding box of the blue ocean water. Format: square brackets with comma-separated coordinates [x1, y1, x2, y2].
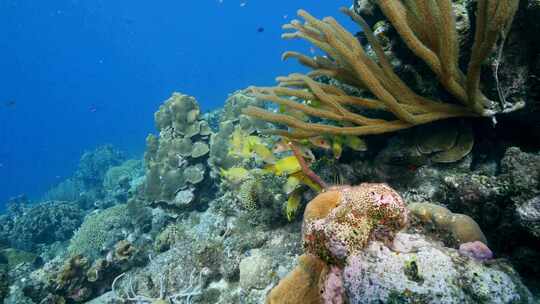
[0, 0, 352, 208]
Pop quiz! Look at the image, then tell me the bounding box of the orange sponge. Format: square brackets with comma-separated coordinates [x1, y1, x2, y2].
[266, 254, 327, 304]
[303, 190, 342, 222]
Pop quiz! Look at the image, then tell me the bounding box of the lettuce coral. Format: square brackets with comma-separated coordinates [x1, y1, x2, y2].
[143, 93, 212, 204]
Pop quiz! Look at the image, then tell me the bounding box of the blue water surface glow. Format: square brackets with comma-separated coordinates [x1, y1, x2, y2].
[0, 0, 353, 208]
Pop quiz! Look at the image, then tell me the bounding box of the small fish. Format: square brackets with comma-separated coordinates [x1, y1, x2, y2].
[273, 139, 291, 153]
[240, 1, 247, 7]
[89, 105, 98, 113]
[272, 140, 314, 161]
[286, 188, 303, 221]
[290, 171, 323, 193]
[283, 175, 301, 194]
[252, 143, 276, 164]
[4, 100, 16, 107]
[407, 164, 419, 172]
[344, 136, 367, 151]
[230, 128, 242, 147]
[265, 156, 301, 176]
[301, 147, 316, 162]
[220, 167, 249, 184]
[332, 139, 343, 159]
[308, 136, 332, 150]
[257, 27, 265, 33]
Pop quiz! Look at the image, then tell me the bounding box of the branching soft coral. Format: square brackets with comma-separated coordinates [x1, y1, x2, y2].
[243, 1, 519, 139]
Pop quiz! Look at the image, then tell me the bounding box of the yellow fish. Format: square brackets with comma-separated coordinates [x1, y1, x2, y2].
[252, 143, 276, 164]
[283, 175, 301, 194]
[344, 136, 367, 151]
[247, 135, 263, 146]
[290, 171, 323, 193]
[286, 188, 303, 221]
[332, 139, 343, 159]
[219, 167, 249, 184]
[265, 156, 301, 176]
[228, 128, 248, 157]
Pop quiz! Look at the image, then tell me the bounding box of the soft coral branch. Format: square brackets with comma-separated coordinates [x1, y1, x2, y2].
[289, 141, 327, 190]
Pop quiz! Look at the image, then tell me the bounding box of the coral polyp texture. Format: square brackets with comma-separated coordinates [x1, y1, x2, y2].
[244, 1, 519, 139]
[303, 184, 409, 265]
[269, 183, 409, 303]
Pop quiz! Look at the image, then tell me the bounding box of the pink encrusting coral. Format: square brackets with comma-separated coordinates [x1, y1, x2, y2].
[302, 183, 409, 265]
[320, 266, 346, 304]
[459, 241, 493, 261]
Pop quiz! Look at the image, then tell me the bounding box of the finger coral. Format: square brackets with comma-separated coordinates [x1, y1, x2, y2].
[244, 0, 519, 138]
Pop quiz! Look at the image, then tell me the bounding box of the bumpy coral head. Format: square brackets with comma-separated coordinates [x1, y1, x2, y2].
[302, 183, 408, 265]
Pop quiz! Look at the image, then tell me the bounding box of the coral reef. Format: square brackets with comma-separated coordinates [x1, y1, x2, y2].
[354, 0, 540, 136]
[75, 145, 127, 189]
[239, 249, 274, 291]
[265, 182, 533, 303]
[343, 233, 532, 303]
[0, 253, 7, 304]
[42, 145, 127, 209]
[2, 1, 540, 303]
[41, 178, 85, 203]
[68, 204, 131, 259]
[209, 90, 267, 173]
[3, 201, 83, 251]
[267, 183, 409, 303]
[102, 159, 144, 202]
[143, 93, 214, 209]
[17, 238, 145, 303]
[234, 169, 289, 225]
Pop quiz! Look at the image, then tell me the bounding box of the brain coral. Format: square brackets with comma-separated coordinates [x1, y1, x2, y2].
[68, 204, 130, 259]
[408, 202, 487, 245]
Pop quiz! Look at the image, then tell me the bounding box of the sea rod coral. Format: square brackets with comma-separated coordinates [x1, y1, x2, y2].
[243, 1, 519, 138]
